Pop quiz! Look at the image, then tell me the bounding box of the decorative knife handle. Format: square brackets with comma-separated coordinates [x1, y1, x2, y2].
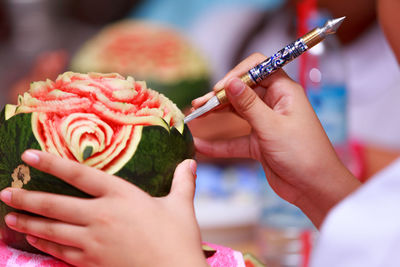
[247, 39, 308, 85]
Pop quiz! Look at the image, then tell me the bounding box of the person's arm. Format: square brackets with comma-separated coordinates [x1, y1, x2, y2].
[193, 53, 361, 228]
[0, 150, 207, 267]
[378, 0, 400, 62]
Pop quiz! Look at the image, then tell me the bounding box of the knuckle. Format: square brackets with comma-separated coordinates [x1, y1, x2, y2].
[271, 70, 296, 88]
[11, 189, 26, 208]
[38, 198, 56, 215]
[80, 239, 93, 254]
[239, 91, 257, 114]
[38, 155, 54, 174]
[50, 244, 66, 259]
[30, 239, 58, 258]
[274, 76, 292, 88]
[15, 215, 29, 233]
[93, 211, 113, 226]
[66, 165, 85, 183]
[250, 52, 265, 60]
[43, 223, 57, 240]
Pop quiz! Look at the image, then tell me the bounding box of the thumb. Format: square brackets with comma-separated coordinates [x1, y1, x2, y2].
[225, 77, 274, 132]
[169, 159, 197, 202]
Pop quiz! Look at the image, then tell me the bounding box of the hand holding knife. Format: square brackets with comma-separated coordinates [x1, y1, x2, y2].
[184, 16, 345, 124]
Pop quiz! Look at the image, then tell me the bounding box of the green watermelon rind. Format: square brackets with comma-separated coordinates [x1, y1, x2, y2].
[115, 123, 195, 196]
[69, 21, 212, 109]
[0, 109, 194, 253]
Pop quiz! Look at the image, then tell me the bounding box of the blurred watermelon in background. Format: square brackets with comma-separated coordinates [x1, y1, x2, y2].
[70, 20, 211, 109]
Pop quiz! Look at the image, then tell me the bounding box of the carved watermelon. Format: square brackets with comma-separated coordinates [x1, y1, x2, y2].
[0, 72, 195, 253]
[243, 253, 267, 267]
[70, 20, 210, 109]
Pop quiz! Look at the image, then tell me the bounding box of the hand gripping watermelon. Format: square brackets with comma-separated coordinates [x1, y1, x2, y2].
[0, 72, 195, 253]
[70, 20, 211, 109]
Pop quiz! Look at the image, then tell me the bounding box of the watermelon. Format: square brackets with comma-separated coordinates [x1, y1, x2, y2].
[70, 20, 211, 109]
[243, 253, 267, 267]
[0, 72, 195, 253]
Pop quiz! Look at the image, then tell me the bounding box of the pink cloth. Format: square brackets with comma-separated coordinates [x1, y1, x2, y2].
[0, 241, 245, 266]
[0, 241, 69, 267]
[204, 243, 245, 267]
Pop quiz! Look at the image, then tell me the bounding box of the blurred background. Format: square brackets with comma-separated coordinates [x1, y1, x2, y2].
[0, 0, 399, 266]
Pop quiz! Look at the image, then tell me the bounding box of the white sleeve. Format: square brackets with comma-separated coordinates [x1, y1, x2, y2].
[310, 157, 400, 267]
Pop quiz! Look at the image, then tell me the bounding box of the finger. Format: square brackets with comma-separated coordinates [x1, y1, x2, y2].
[191, 91, 215, 109]
[257, 68, 299, 91]
[5, 212, 85, 248]
[21, 150, 115, 197]
[214, 52, 267, 91]
[194, 137, 253, 159]
[169, 159, 197, 202]
[190, 86, 267, 114]
[0, 188, 90, 225]
[191, 53, 267, 109]
[225, 77, 280, 133]
[188, 102, 235, 122]
[26, 235, 83, 266]
[217, 56, 296, 93]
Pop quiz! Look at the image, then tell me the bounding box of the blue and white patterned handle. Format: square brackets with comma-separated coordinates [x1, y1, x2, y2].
[248, 38, 308, 84]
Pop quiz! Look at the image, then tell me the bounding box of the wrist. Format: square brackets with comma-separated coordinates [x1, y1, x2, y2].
[295, 160, 361, 228]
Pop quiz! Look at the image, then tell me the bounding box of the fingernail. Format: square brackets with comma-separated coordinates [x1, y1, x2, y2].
[22, 150, 40, 164]
[26, 235, 38, 244]
[5, 214, 17, 226]
[191, 99, 199, 107]
[228, 78, 245, 96]
[1, 190, 12, 203]
[214, 79, 225, 91]
[189, 160, 197, 177]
